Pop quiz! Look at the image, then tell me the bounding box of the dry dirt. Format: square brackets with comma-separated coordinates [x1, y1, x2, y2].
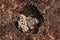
[0, 0, 60, 40]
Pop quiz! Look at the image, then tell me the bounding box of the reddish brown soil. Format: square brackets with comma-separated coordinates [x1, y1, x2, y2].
[0, 0, 60, 40]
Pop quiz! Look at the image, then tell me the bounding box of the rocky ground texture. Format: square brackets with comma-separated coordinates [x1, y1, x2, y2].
[0, 0, 60, 40]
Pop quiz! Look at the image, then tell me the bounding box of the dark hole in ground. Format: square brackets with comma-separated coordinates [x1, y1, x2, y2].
[15, 22, 18, 29]
[25, 4, 44, 34]
[15, 4, 44, 34]
[25, 4, 44, 23]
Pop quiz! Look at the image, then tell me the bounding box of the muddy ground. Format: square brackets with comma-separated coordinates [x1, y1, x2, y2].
[0, 0, 60, 40]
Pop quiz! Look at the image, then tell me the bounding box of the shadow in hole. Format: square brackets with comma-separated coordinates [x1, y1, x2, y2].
[15, 4, 44, 34]
[15, 22, 18, 29]
[25, 4, 44, 34]
[25, 4, 44, 23]
[32, 23, 40, 34]
[15, 21, 23, 32]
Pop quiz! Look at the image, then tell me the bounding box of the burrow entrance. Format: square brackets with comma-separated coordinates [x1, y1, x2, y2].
[15, 4, 44, 34]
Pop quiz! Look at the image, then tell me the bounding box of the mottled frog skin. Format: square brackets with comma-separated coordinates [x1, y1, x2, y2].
[18, 14, 39, 32]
